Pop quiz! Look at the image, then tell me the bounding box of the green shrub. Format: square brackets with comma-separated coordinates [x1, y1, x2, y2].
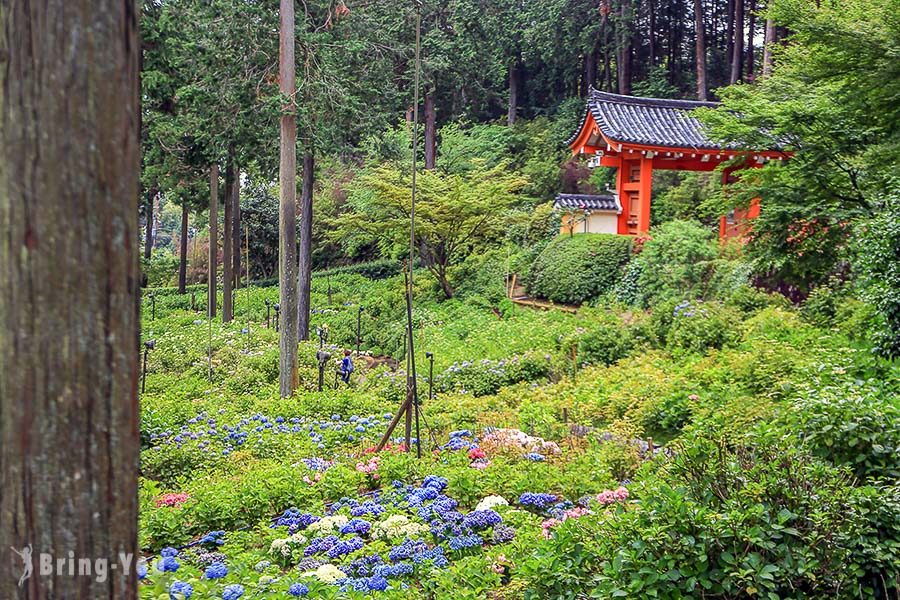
[666, 300, 741, 354]
[853, 195, 900, 358]
[567, 312, 636, 367]
[791, 384, 899, 481]
[612, 260, 642, 306]
[434, 352, 552, 397]
[635, 220, 718, 306]
[519, 437, 882, 599]
[528, 234, 633, 304]
[725, 284, 790, 313]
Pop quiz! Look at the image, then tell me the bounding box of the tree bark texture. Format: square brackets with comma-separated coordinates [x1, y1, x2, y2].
[279, 0, 299, 396]
[617, 0, 633, 95]
[143, 188, 156, 260]
[231, 169, 241, 291]
[178, 202, 189, 293]
[746, 0, 755, 80]
[730, 0, 744, 83]
[694, 0, 708, 100]
[424, 92, 436, 170]
[222, 161, 234, 322]
[208, 164, 218, 318]
[297, 151, 314, 341]
[507, 61, 519, 125]
[762, 16, 776, 76]
[0, 1, 141, 597]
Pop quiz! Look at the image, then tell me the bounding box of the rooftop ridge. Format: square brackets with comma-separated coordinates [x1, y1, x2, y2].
[587, 87, 721, 109]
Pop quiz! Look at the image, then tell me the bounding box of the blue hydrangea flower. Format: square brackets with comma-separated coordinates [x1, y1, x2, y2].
[222, 584, 244, 600]
[448, 534, 483, 551]
[205, 562, 228, 579]
[136, 562, 148, 580]
[367, 575, 389, 591]
[518, 492, 558, 510]
[254, 560, 271, 572]
[156, 556, 180, 572]
[462, 509, 502, 530]
[160, 547, 179, 557]
[288, 583, 309, 597]
[492, 524, 517, 544]
[169, 580, 193, 599]
[524, 452, 545, 461]
[199, 530, 226, 546]
[339, 518, 372, 536]
[326, 535, 365, 558]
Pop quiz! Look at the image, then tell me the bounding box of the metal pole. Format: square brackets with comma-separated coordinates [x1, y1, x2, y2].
[427, 352, 434, 402]
[151, 294, 156, 320]
[141, 346, 149, 394]
[141, 340, 155, 393]
[356, 306, 363, 355]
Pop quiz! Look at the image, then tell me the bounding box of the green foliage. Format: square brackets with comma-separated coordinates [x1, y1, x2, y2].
[666, 300, 741, 355]
[631, 66, 680, 99]
[568, 311, 636, 367]
[699, 0, 899, 290]
[528, 234, 633, 304]
[334, 163, 526, 298]
[853, 195, 900, 357]
[142, 249, 179, 288]
[790, 384, 900, 481]
[635, 220, 718, 306]
[520, 437, 888, 599]
[651, 172, 721, 225]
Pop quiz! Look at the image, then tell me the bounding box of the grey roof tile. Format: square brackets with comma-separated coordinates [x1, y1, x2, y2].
[554, 194, 619, 212]
[568, 88, 724, 150]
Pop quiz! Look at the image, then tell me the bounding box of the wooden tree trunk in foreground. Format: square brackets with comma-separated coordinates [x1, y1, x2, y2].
[297, 151, 314, 341]
[0, 1, 140, 597]
[209, 164, 219, 318]
[279, 0, 299, 396]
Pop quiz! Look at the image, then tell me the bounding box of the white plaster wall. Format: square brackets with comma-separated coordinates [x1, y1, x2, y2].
[586, 213, 618, 234]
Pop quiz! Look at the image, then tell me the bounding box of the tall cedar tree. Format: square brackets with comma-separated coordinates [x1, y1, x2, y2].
[0, 1, 140, 596]
[279, 0, 299, 396]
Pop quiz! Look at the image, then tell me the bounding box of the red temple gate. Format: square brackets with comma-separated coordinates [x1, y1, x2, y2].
[566, 89, 787, 239]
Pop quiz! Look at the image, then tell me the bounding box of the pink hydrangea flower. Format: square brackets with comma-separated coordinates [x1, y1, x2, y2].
[596, 486, 629, 505]
[541, 518, 562, 538]
[355, 456, 380, 474]
[468, 448, 486, 460]
[155, 492, 190, 508]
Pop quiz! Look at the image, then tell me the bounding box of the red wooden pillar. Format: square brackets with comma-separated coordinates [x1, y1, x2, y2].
[638, 157, 653, 233]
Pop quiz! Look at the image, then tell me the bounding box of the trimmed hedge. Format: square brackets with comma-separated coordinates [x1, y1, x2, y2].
[528, 234, 633, 304]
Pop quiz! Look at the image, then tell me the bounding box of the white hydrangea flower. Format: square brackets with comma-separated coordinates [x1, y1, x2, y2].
[371, 515, 430, 540]
[313, 563, 346, 583]
[475, 495, 509, 512]
[305, 515, 348, 535]
[269, 539, 288, 557]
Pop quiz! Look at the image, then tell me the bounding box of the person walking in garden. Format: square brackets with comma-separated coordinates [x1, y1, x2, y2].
[339, 350, 354, 385]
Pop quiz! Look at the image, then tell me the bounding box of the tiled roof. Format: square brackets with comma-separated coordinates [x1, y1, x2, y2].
[568, 88, 725, 150]
[554, 194, 619, 212]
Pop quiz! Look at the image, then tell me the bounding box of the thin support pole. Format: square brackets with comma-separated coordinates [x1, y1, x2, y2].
[377, 0, 423, 456]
